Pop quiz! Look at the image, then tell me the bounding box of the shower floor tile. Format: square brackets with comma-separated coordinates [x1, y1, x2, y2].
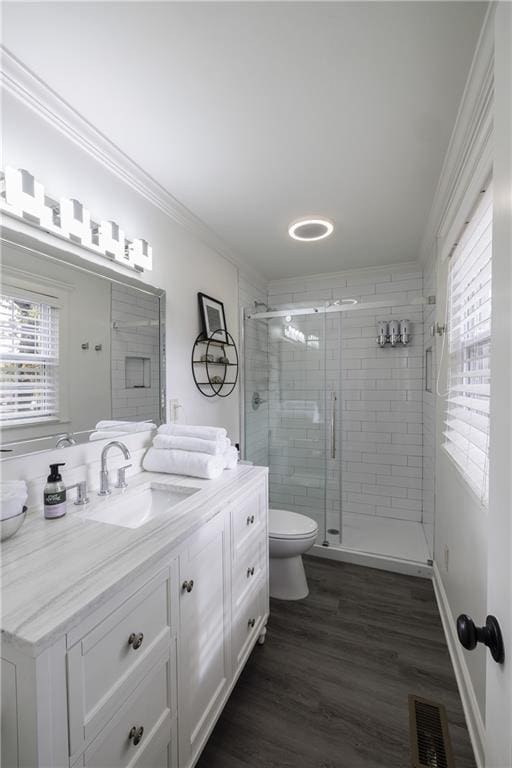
[340, 512, 431, 562]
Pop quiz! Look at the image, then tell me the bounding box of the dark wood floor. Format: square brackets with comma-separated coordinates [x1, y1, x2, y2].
[196, 556, 475, 768]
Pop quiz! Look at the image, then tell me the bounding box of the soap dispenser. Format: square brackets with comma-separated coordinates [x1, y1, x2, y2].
[44, 463, 67, 519]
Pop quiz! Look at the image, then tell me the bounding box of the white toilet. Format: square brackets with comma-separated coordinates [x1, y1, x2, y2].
[269, 508, 319, 600]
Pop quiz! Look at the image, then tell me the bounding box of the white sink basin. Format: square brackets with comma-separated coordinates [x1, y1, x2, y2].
[79, 482, 201, 529]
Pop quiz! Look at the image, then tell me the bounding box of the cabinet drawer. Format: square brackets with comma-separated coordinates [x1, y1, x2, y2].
[232, 535, 267, 608]
[232, 578, 266, 672]
[68, 570, 173, 755]
[80, 655, 174, 768]
[231, 480, 267, 557]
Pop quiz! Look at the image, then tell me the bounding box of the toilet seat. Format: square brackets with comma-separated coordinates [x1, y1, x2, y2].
[269, 508, 318, 540]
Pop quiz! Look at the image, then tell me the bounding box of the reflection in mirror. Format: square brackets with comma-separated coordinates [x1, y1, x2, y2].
[0, 239, 165, 458]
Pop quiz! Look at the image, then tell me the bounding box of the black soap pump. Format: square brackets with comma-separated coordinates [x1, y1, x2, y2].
[44, 463, 67, 519]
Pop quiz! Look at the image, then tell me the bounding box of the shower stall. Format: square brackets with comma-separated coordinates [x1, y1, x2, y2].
[243, 295, 433, 568]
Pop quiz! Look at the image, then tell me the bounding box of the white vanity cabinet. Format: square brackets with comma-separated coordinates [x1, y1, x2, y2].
[0, 472, 269, 768]
[177, 511, 231, 768]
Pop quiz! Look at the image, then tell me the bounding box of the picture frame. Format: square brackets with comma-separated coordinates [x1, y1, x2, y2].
[198, 292, 228, 343]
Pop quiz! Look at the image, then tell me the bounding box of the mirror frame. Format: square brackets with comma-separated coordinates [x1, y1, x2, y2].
[0, 219, 166, 459]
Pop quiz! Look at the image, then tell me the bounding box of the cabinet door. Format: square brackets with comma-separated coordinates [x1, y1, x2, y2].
[178, 513, 231, 768]
[1, 659, 18, 768]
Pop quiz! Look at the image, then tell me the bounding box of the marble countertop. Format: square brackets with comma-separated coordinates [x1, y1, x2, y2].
[0, 465, 267, 656]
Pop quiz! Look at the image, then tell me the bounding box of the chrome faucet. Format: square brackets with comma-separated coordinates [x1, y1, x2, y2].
[98, 441, 131, 496]
[56, 433, 76, 448]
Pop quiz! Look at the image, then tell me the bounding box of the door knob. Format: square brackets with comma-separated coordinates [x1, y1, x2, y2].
[456, 614, 505, 663]
[182, 580, 194, 593]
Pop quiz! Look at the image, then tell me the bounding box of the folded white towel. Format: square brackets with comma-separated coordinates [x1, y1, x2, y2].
[95, 420, 156, 433]
[89, 430, 130, 442]
[143, 447, 225, 480]
[223, 446, 239, 470]
[157, 424, 227, 442]
[152, 434, 230, 455]
[0, 482, 28, 520]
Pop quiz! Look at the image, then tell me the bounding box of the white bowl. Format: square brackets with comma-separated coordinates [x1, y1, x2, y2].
[0, 507, 27, 542]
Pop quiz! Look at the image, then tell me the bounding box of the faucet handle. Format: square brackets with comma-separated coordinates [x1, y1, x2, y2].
[115, 464, 132, 489]
[67, 480, 90, 506]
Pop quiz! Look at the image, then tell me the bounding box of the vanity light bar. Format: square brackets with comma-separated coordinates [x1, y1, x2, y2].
[0, 167, 153, 272]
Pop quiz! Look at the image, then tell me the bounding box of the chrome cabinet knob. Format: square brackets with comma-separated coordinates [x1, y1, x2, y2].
[246, 566, 255, 578]
[128, 725, 144, 746]
[246, 515, 255, 526]
[248, 618, 256, 628]
[128, 632, 144, 650]
[182, 580, 194, 593]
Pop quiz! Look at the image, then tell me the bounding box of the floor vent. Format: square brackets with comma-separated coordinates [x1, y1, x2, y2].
[408, 695, 455, 768]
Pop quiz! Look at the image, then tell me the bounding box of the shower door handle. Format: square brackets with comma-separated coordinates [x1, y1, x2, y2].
[330, 392, 337, 459]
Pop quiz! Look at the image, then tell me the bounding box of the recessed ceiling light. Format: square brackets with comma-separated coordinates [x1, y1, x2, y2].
[288, 217, 334, 242]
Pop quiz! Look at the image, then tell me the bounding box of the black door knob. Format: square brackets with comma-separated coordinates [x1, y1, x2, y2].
[456, 614, 505, 664]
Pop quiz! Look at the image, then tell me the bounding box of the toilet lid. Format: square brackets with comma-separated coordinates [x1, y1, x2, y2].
[269, 508, 318, 540]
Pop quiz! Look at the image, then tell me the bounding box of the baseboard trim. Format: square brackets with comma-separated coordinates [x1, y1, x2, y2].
[310, 544, 432, 578]
[432, 562, 485, 768]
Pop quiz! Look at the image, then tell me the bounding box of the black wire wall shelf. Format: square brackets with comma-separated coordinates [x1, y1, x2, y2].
[191, 330, 239, 398]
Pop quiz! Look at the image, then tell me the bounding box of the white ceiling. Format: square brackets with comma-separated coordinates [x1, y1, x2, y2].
[2, 2, 486, 280]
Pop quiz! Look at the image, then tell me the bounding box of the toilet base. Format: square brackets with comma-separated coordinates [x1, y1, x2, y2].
[269, 554, 309, 600]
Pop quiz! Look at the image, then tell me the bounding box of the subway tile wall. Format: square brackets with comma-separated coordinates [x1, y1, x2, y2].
[264, 265, 425, 536]
[111, 284, 161, 423]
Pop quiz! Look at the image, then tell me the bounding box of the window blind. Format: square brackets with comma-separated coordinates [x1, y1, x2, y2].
[443, 184, 492, 504]
[0, 290, 60, 426]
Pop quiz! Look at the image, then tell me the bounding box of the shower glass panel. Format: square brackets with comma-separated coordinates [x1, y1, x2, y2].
[244, 306, 341, 545]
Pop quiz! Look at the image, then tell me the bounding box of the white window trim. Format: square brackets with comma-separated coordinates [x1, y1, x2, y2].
[1, 268, 72, 435]
[441, 183, 492, 506]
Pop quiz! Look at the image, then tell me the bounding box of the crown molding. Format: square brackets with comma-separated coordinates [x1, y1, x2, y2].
[0, 45, 266, 287]
[418, 4, 495, 265]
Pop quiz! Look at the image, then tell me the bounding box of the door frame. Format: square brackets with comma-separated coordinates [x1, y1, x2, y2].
[484, 4, 512, 766]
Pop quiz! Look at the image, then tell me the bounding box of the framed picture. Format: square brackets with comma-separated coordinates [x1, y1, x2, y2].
[198, 293, 228, 342]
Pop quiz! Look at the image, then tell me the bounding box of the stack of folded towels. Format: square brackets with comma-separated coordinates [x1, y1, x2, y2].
[0, 481, 28, 520]
[143, 425, 238, 480]
[89, 420, 157, 441]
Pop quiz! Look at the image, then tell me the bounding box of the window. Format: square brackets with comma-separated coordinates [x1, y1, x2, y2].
[443, 184, 492, 504]
[0, 288, 60, 426]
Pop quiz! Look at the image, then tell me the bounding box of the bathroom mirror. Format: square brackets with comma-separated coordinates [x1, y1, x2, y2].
[0, 228, 165, 458]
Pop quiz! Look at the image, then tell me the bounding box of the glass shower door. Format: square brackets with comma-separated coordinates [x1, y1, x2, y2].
[244, 305, 341, 547]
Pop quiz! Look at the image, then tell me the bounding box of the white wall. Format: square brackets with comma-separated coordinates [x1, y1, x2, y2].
[2, 90, 242, 442]
[485, 4, 512, 762]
